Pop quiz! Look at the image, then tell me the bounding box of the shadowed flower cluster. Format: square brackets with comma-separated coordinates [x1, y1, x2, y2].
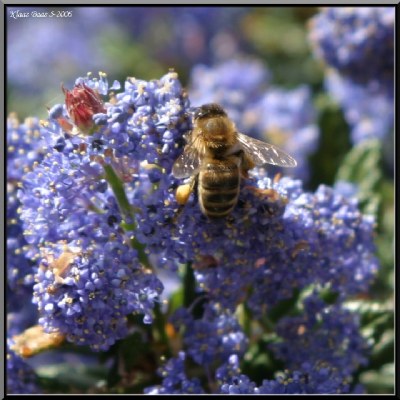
[308, 7, 394, 96]
[146, 295, 369, 394]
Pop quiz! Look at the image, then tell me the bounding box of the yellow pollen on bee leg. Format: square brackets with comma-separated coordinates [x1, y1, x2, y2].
[176, 184, 192, 205]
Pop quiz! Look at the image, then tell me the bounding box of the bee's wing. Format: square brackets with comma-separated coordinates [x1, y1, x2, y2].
[172, 135, 204, 179]
[237, 132, 297, 168]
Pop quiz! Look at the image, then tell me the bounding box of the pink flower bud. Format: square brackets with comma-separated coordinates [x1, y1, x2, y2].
[62, 83, 106, 132]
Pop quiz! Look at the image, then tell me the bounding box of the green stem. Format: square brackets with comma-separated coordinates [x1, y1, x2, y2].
[243, 303, 252, 338]
[261, 315, 276, 332]
[130, 235, 152, 271]
[103, 164, 134, 221]
[103, 164, 152, 270]
[183, 262, 196, 308]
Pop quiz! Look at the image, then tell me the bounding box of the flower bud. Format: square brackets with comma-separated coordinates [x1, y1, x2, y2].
[62, 83, 106, 133]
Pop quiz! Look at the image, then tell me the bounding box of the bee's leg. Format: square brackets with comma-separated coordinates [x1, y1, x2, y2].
[245, 185, 283, 203]
[173, 176, 198, 224]
[175, 175, 197, 205]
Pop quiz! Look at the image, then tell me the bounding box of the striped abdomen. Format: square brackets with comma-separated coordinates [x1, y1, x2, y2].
[198, 157, 240, 218]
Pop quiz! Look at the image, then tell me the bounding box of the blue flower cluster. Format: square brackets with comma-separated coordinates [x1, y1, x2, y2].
[189, 59, 319, 181]
[12, 70, 379, 393]
[92, 71, 190, 168]
[308, 7, 394, 96]
[7, 114, 46, 291]
[216, 351, 357, 394]
[32, 240, 163, 351]
[182, 175, 378, 314]
[267, 294, 369, 393]
[84, 72, 192, 267]
[147, 295, 369, 394]
[308, 7, 394, 145]
[17, 76, 168, 350]
[170, 304, 248, 367]
[144, 351, 205, 394]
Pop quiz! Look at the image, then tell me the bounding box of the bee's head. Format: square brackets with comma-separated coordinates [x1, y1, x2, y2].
[194, 103, 227, 120]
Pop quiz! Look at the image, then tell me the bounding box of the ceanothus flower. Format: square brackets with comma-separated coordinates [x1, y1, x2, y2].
[308, 7, 394, 97]
[18, 125, 109, 247]
[144, 351, 205, 394]
[214, 293, 369, 394]
[216, 355, 258, 394]
[170, 303, 248, 367]
[267, 293, 370, 393]
[32, 239, 163, 351]
[18, 140, 163, 349]
[177, 174, 379, 314]
[7, 114, 46, 290]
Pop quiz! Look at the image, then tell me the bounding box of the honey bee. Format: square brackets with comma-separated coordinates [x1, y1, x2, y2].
[172, 103, 297, 218]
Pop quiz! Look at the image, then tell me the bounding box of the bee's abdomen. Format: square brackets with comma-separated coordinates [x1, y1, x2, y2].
[199, 160, 240, 218]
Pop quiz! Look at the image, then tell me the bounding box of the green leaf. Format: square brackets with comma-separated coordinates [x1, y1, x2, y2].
[36, 359, 107, 393]
[335, 139, 383, 217]
[345, 299, 393, 326]
[309, 93, 352, 188]
[368, 330, 394, 369]
[359, 363, 394, 394]
[242, 336, 285, 383]
[167, 287, 184, 313]
[318, 287, 339, 305]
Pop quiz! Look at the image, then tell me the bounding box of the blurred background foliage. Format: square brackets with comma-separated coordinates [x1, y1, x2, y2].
[7, 6, 394, 394]
[7, 7, 323, 118]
